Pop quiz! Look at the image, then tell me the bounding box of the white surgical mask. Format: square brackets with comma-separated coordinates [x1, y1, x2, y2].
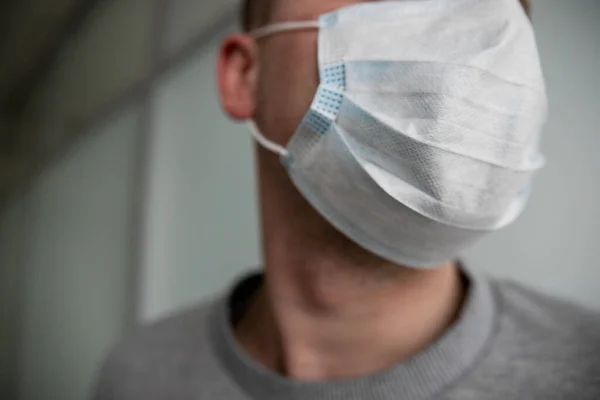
[247, 0, 548, 268]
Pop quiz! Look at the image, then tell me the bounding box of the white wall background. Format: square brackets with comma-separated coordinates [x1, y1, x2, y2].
[141, 0, 600, 319]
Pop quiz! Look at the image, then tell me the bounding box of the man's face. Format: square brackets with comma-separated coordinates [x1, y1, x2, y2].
[254, 0, 377, 151]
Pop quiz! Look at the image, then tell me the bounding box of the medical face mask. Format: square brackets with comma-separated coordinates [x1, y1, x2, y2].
[247, 0, 548, 268]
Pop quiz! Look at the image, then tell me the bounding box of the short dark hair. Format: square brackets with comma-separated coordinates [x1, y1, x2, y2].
[242, 0, 531, 32]
[241, 0, 274, 32]
[520, 0, 531, 16]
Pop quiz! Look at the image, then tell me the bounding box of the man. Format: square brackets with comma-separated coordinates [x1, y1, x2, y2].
[93, 0, 600, 399]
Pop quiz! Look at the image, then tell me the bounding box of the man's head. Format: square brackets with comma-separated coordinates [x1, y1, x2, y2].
[217, 0, 534, 245]
[241, 0, 273, 32]
[219, 0, 533, 158]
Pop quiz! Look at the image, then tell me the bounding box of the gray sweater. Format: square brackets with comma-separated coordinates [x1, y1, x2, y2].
[92, 270, 600, 400]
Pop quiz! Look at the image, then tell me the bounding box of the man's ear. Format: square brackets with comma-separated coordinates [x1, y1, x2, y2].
[217, 34, 259, 121]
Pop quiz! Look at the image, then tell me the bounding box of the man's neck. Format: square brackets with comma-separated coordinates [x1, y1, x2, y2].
[235, 232, 466, 382]
[241, 159, 467, 381]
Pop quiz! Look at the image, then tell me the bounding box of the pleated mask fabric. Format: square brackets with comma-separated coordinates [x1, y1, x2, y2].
[248, 0, 548, 268]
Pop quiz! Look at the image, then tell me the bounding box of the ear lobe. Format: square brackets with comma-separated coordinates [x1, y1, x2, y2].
[217, 34, 259, 121]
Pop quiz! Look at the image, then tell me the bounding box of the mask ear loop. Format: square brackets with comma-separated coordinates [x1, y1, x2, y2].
[250, 21, 321, 40]
[246, 21, 320, 157]
[247, 120, 289, 158]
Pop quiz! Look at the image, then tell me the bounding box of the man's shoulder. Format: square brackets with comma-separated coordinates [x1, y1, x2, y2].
[487, 279, 600, 393]
[91, 299, 219, 399]
[494, 279, 600, 337]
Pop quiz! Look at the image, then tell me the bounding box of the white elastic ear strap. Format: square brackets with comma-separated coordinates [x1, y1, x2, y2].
[246, 21, 320, 157]
[250, 21, 320, 40]
[247, 120, 289, 157]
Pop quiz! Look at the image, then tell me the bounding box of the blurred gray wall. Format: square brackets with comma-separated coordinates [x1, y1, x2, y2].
[15, 107, 139, 400]
[0, 1, 164, 399]
[0, 1, 239, 398]
[0, 198, 27, 400]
